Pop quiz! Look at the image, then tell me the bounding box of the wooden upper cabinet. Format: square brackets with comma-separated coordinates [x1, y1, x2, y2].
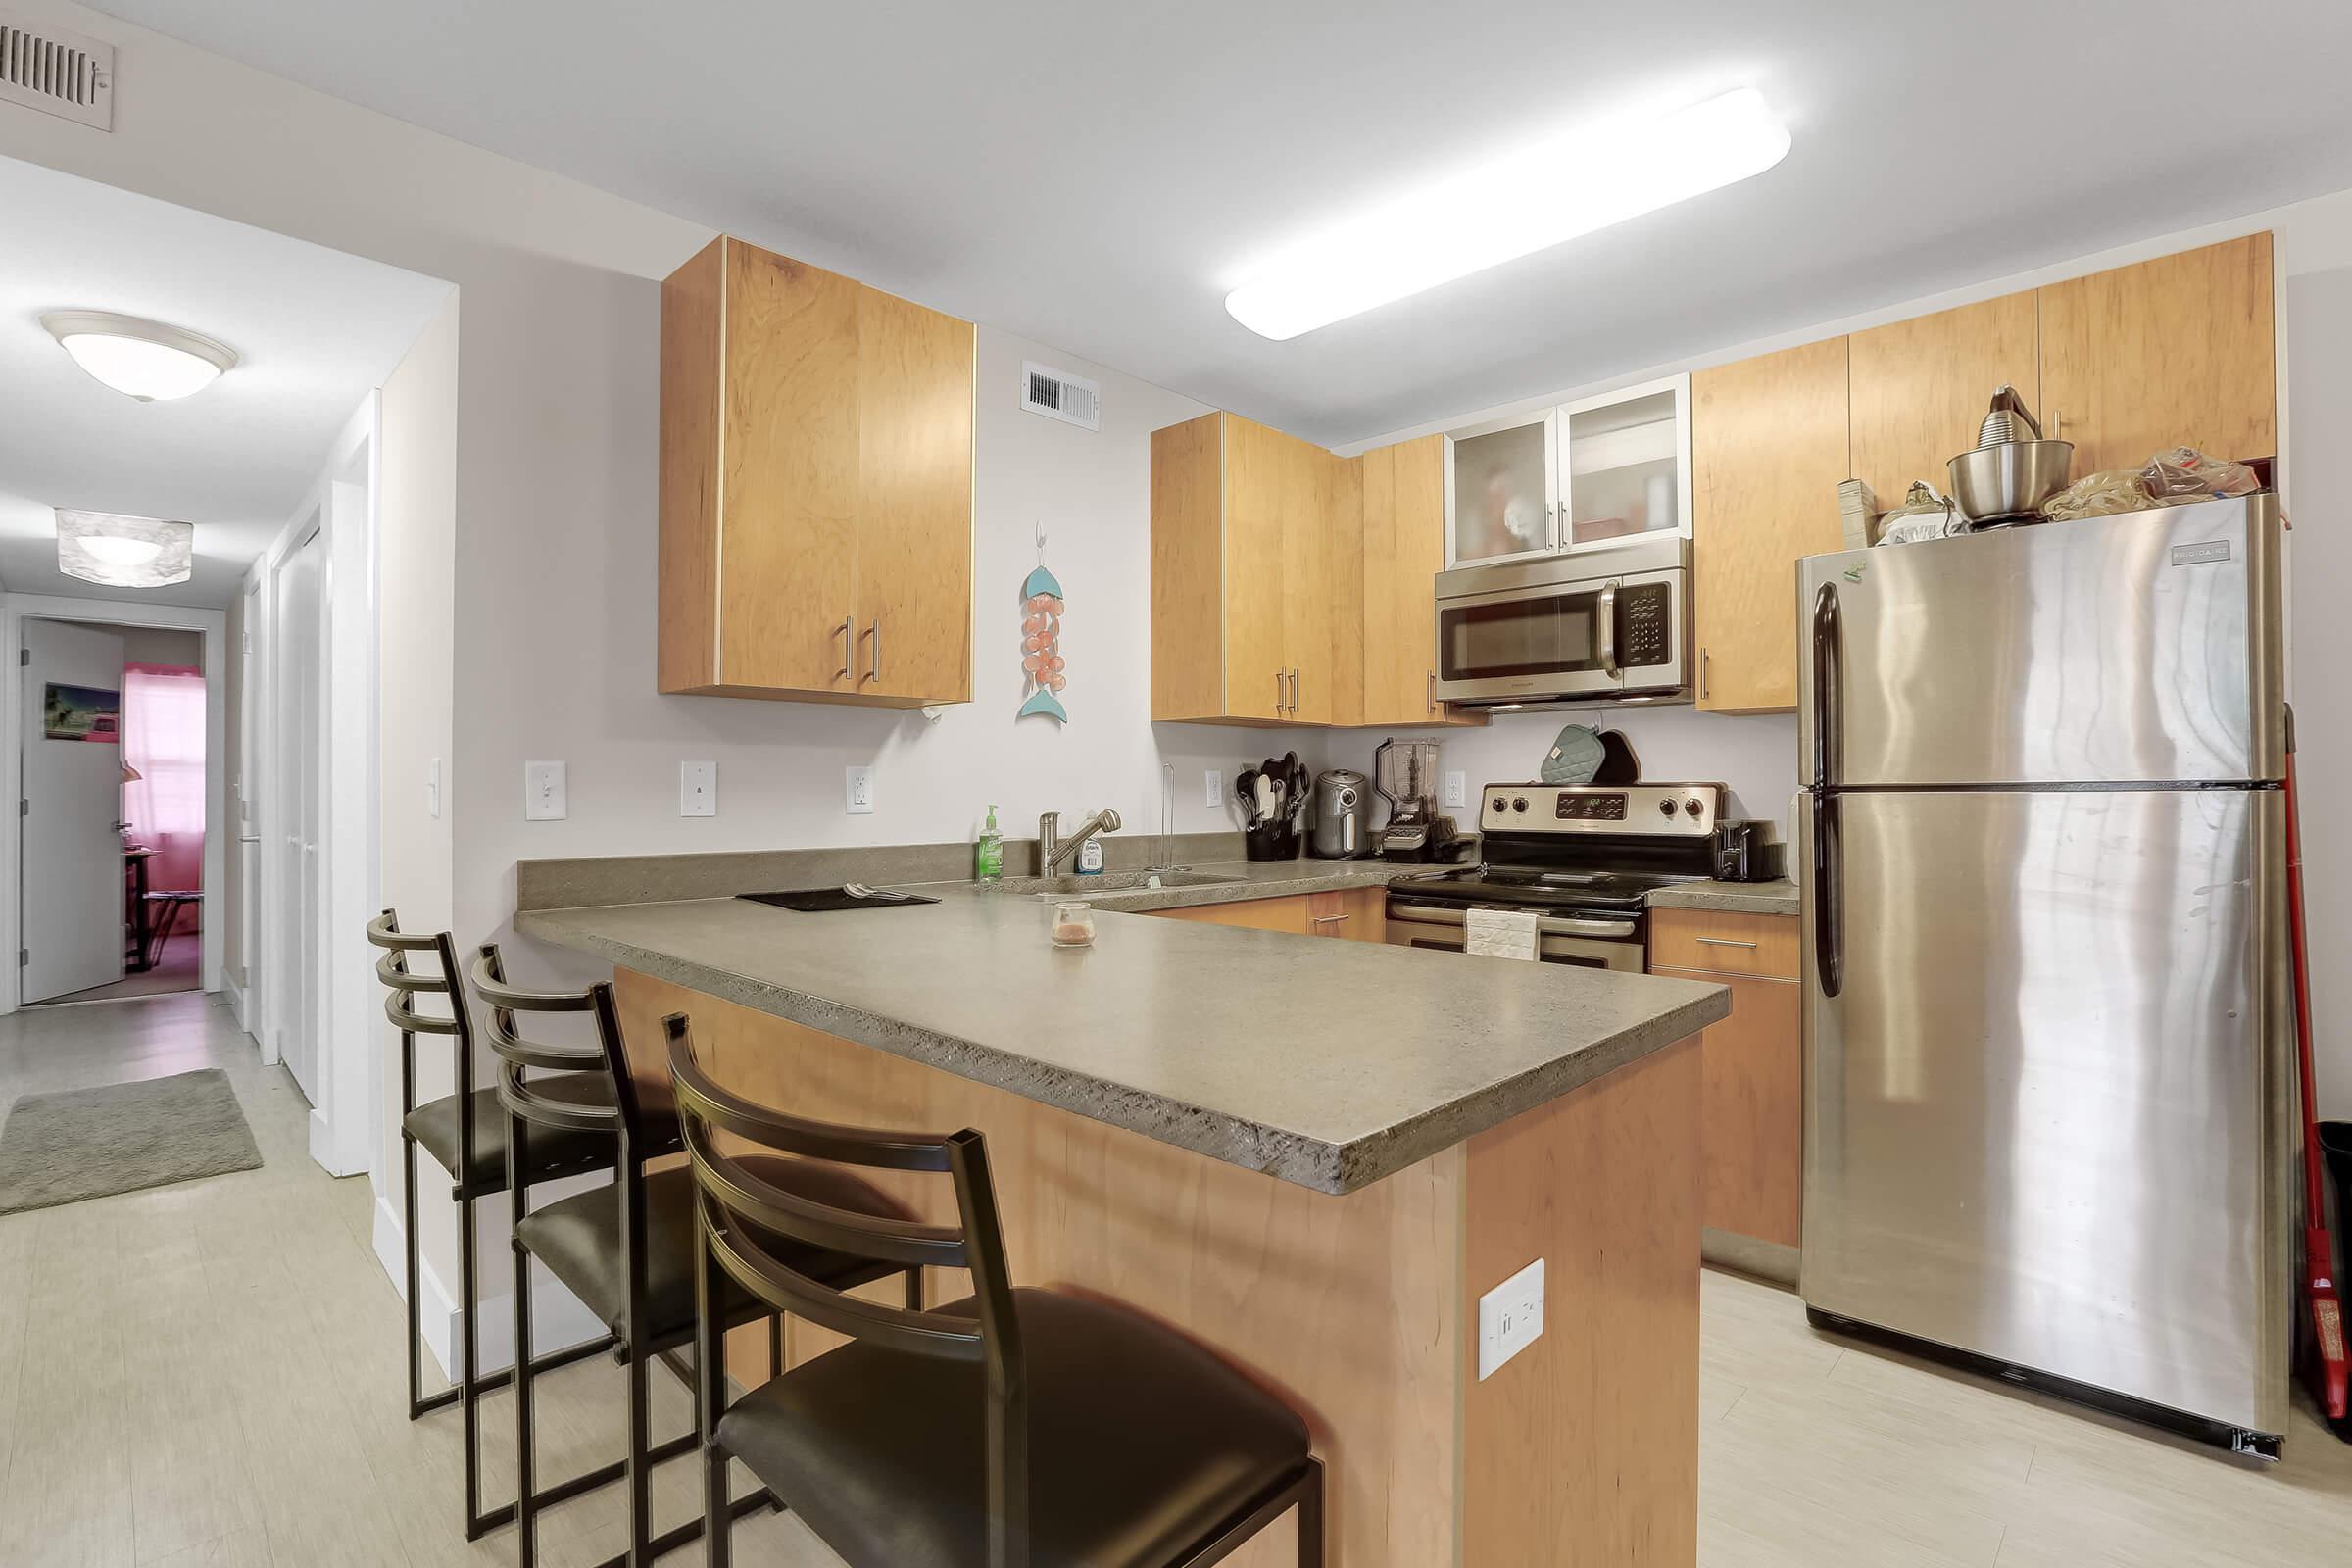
[1691, 337, 1850, 714]
[660, 236, 972, 706]
[2038, 232, 2277, 477]
[1359, 437, 1483, 727]
[1151, 412, 1361, 725]
[1848, 291, 2039, 506]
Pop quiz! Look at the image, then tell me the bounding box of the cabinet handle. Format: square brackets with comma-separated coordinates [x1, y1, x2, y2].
[865, 617, 882, 685]
[1288, 668, 1299, 713]
[1694, 936, 1757, 949]
[1275, 670, 1287, 715]
[1427, 670, 1436, 714]
[835, 616, 855, 681]
[1700, 647, 1711, 702]
[1313, 912, 1349, 926]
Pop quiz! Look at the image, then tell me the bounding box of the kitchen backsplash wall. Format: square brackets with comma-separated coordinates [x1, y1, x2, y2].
[1327, 709, 1800, 842]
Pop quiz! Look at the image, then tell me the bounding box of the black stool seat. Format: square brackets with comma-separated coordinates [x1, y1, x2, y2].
[517, 1160, 910, 1345]
[405, 1079, 616, 1193]
[716, 1288, 1312, 1568]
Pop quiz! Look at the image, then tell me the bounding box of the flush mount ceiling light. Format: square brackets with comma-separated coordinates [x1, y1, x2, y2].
[40, 310, 240, 401]
[1224, 87, 1793, 341]
[56, 509, 195, 588]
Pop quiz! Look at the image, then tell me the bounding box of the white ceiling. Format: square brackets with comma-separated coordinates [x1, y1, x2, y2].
[0, 153, 450, 609]
[90, 2, 2352, 449]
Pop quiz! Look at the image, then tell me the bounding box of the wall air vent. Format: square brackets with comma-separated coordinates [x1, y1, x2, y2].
[0, 14, 113, 130]
[1021, 361, 1101, 431]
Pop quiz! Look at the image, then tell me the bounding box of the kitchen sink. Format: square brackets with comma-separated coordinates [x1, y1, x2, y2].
[988, 870, 1243, 897]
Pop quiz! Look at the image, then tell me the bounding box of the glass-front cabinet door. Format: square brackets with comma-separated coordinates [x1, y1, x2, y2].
[1560, 373, 1691, 552]
[1446, 410, 1556, 566]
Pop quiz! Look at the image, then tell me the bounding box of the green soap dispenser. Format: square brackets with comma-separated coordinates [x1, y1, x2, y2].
[975, 805, 1004, 882]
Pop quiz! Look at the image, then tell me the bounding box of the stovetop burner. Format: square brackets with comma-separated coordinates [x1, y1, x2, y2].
[1393, 865, 1691, 914]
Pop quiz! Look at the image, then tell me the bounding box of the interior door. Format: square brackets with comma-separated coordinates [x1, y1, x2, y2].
[275, 528, 325, 1102]
[20, 619, 127, 1002]
[1801, 786, 2289, 1435]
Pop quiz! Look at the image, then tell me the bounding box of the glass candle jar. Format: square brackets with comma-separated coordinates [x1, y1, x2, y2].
[1049, 900, 1096, 948]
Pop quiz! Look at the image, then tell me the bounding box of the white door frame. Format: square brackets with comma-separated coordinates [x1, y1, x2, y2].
[0, 597, 229, 1013]
[254, 396, 383, 1178]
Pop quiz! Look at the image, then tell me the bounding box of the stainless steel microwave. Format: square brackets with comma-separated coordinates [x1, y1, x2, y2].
[1431, 535, 1690, 707]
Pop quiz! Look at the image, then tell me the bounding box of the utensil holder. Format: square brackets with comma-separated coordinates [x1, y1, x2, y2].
[1244, 823, 1300, 861]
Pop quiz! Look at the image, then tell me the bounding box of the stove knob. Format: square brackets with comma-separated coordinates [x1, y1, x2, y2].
[1491, 797, 1508, 813]
[1511, 797, 1529, 813]
[1657, 799, 1678, 818]
[1685, 797, 1704, 818]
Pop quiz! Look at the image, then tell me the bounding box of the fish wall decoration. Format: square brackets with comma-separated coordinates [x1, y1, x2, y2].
[1018, 524, 1067, 722]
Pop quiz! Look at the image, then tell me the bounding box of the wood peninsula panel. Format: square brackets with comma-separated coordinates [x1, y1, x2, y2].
[1648, 907, 1799, 980]
[716, 241, 861, 695]
[612, 969, 1465, 1568]
[2038, 232, 2277, 475]
[1691, 337, 1850, 713]
[1849, 292, 2039, 506]
[1462, 1038, 1700, 1567]
[657, 237, 724, 693]
[1652, 967, 1802, 1248]
[856, 286, 974, 705]
[1150, 414, 1225, 720]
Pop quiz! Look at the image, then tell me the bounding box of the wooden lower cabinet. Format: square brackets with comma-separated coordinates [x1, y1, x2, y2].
[1649, 908, 1801, 1266]
[1147, 886, 1385, 942]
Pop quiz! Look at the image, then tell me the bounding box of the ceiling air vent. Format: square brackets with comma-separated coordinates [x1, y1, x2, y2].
[1021, 361, 1101, 431]
[0, 14, 113, 130]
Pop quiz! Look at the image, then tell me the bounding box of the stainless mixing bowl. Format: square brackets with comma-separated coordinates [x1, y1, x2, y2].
[1947, 439, 2074, 523]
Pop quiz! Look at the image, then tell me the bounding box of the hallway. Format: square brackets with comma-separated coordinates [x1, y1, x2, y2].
[0, 992, 820, 1568]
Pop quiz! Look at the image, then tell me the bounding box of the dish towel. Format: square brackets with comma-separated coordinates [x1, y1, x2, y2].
[1465, 908, 1541, 961]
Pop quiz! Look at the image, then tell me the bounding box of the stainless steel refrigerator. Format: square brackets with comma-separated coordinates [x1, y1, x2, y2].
[1797, 493, 2293, 1452]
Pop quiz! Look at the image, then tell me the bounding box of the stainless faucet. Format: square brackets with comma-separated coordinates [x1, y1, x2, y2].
[1039, 808, 1122, 874]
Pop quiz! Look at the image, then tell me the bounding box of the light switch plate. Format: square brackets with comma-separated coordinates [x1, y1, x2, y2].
[1477, 1256, 1544, 1381]
[1204, 769, 1222, 809]
[845, 764, 875, 815]
[680, 760, 716, 817]
[1444, 770, 1468, 808]
[524, 760, 567, 821]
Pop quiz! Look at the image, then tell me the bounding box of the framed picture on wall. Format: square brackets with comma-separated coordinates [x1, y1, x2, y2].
[44, 682, 121, 742]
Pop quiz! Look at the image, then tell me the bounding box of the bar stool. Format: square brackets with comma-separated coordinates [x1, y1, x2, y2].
[368, 911, 621, 1540]
[664, 1012, 1326, 1568]
[472, 945, 920, 1568]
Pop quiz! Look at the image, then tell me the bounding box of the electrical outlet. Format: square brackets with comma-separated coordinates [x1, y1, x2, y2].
[845, 764, 875, 815]
[680, 760, 716, 817]
[1477, 1257, 1544, 1381]
[1444, 770, 1468, 808]
[524, 760, 567, 821]
[1204, 769, 1222, 809]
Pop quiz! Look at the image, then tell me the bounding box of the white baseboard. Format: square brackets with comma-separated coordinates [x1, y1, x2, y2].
[223, 972, 250, 1035]
[371, 1191, 606, 1381]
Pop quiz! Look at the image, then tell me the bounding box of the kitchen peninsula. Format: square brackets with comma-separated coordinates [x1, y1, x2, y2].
[517, 850, 1730, 1567]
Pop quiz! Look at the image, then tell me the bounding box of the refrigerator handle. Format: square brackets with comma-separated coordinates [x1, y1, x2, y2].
[1813, 791, 1843, 1000]
[1810, 582, 1842, 787]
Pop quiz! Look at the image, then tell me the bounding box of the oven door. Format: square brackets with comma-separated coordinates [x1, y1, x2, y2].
[1433, 565, 1686, 705]
[1383, 901, 1644, 972]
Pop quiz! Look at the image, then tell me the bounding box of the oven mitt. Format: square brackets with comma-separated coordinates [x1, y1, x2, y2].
[1540, 724, 1605, 786]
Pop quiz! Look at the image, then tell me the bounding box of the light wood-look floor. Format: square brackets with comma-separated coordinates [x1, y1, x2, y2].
[3, 991, 2347, 1566]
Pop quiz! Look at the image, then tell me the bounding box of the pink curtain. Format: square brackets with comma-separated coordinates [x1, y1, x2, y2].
[122, 662, 205, 920]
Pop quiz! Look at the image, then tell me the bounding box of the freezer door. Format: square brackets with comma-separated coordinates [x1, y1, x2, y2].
[1798, 495, 2283, 788]
[1800, 787, 2292, 1436]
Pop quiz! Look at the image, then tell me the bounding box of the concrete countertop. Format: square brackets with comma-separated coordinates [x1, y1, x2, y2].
[1644, 878, 1800, 916]
[517, 878, 1728, 1197]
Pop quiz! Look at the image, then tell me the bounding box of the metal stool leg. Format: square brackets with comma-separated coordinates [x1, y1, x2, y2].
[514, 1233, 539, 1566]
[1298, 1458, 1325, 1567]
[402, 1133, 448, 1420]
[700, 1236, 733, 1568]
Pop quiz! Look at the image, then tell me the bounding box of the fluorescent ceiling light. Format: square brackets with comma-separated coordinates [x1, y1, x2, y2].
[56, 509, 196, 588]
[41, 310, 240, 401]
[1225, 87, 1792, 341]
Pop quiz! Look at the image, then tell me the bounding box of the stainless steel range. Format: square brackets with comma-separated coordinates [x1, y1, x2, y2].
[1386, 783, 1725, 970]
